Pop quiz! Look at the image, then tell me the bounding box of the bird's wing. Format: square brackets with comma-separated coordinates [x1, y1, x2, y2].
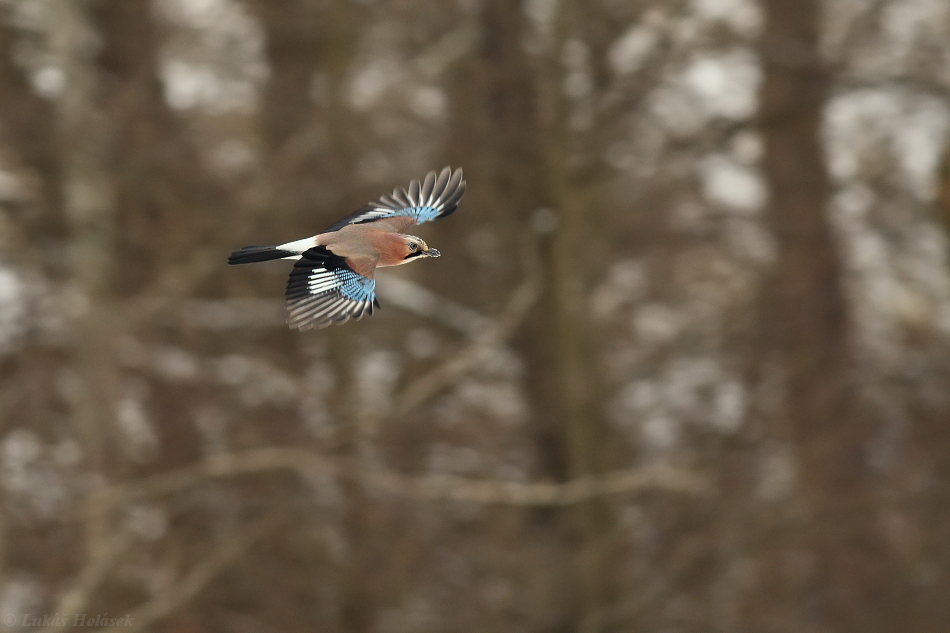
[285, 246, 379, 330]
[320, 166, 466, 234]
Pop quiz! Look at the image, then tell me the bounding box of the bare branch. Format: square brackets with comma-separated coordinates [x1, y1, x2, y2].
[366, 463, 708, 505]
[391, 242, 543, 417]
[833, 76, 950, 101]
[413, 23, 480, 80]
[376, 275, 494, 337]
[90, 447, 707, 513]
[90, 447, 330, 512]
[88, 514, 285, 633]
[39, 530, 134, 632]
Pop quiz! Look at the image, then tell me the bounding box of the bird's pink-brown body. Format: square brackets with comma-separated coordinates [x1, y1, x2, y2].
[281, 218, 436, 278]
[228, 166, 464, 329]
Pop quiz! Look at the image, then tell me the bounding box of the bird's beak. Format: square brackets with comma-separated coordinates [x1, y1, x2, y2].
[425, 247, 441, 258]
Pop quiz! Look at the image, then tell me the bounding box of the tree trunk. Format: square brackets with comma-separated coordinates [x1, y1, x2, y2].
[52, 0, 119, 555]
[757, 0, 893, 628]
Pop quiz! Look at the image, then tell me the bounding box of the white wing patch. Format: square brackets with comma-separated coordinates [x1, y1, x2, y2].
[285, 247, 377, 330]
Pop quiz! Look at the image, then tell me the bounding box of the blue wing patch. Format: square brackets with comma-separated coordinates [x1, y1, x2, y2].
[320, 166, 466, 234]
[393, 205, 439, 224]
[285, 246, 378, 330]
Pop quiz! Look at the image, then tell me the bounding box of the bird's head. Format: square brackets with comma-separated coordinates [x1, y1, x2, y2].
[402, 235, 440, 261]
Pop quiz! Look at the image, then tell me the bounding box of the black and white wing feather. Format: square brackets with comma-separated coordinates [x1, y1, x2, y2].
[320, 166, 465, 233]
[285, 246, 378, 330]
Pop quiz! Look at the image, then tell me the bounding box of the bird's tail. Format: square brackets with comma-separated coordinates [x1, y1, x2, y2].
[228, 245, 296, 265]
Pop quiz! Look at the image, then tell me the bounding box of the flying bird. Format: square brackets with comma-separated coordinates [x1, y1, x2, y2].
[228, 166, 466, 330]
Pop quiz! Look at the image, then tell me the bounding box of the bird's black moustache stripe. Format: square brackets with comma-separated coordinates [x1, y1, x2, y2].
[404, 251, 426, 259]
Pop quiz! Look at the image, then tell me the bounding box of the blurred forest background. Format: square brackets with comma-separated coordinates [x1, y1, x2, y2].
[0, 0, 949, 631]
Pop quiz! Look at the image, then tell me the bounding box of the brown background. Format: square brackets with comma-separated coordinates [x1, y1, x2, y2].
[0, 0, 949, 632]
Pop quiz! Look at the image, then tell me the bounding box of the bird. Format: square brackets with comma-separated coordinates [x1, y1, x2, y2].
[228, 166, 466, 330]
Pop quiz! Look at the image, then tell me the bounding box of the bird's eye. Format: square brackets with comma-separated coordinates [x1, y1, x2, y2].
[408, 242, 418, 252]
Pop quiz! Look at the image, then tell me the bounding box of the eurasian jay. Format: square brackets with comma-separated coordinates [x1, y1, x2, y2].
[228, 166, 466, 330]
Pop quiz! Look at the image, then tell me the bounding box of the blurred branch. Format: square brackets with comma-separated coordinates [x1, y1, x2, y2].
[376, 275, 494, 337]
[174, 298, 285, 330]
[389, 278, 538, 414]
[834, 76, 950, 101]
[91, 447, 326, 509]
[413, 23, 480, 80]
[170, 281, 496, 334]
[391, 235, 542, 416]
[938, 141, 950, 238]
[89, 447, 707, 513]
[39, 530, 134, 632]
[89, 513, 286, 633]
[821, 0, 889, 67]
[366, 462, 708, 505]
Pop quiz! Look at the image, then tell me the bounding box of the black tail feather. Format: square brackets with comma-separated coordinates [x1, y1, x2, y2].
[228, 245, 295, 265]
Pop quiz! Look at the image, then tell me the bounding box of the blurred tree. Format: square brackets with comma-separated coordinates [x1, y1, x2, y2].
[755, 0, 893, 627]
